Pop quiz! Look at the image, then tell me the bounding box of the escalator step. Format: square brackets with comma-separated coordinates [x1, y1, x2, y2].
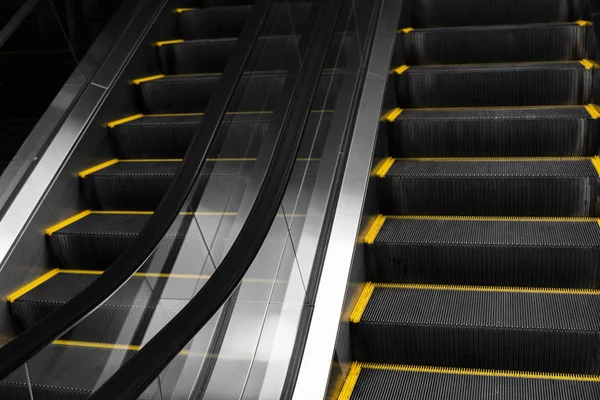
[376, 157, 600, 216]
[134, 70, 341, 114]
[46, 211, 304, 271]
[339, 362, 600, 400]
[398, 22, 589, 65]
[385, 105, 600, 157]
[108, 111, 331, 159]
[0, 341, 201, 399]
[351, 283, 600, 374]
[364, 216, 600, 287]
[80, 159, 319, 210]
[394, 60, 596, 108]
[408, 0, 584, 28]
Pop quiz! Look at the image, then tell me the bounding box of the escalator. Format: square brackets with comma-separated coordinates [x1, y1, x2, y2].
[0, 0, 337, 397]
[339, 0, 600, 398]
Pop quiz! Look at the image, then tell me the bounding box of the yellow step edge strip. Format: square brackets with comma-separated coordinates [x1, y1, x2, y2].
[349, 283, 375, 322]
[373, 282, 600, 295]
[173, 7, 195, 13]
[399, 27, 413, 33]
[406, 105, 586, 111]
[580, 59, 599, 69]
[386, 215, 598, 222]
[107, 114, 144, 128]
[360, 362, 600, 382]
[6, 269, 61, 302]
[337, 362, 362, 400]
[364, 215, 386, 244]
[45, 210, 92, 235]
[380, 108, 403, 122]
[131, 74, 165, 85]
[576, 20, 593, 26]
[393, 65, 409, 75]
[373, 157, 394, 178]
[393, 156, 593, 161]
[592, 156, 600, 177]
[154, 39, 184, 47]
[585, 104, 600, 119]
[78, 159, 119, 178]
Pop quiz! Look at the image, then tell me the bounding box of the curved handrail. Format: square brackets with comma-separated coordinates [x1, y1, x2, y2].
[0, 0, 275, 379]
[89, 0, 345, 397]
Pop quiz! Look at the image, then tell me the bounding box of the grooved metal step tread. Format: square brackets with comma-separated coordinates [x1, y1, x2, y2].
[351, 284, 600, 373]
[399, 22, 590, 65]
[339, 363, 600, 400]
[383, 106, 600, 157]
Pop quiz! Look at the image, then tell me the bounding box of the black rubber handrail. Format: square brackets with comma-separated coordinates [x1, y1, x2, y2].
[0, 0, 41, 49]
[0, 0, 275, 379]
[89, 0, 345, 397]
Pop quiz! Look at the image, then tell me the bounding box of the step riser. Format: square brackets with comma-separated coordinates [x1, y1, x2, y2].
[137, 73, 340, 114]
[377, 177, 600, 216]
[386, 118, 600, 157]
[399, 26, 588, 65]
[352, 322, 600, 374]
[395, 68, 593, 108]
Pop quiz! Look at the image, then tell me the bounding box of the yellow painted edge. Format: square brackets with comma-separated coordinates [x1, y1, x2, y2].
[88, 210, 304, 217]
[586, 104, 600, 119]
[386, 215, 597, 222]
[592, 156, 600, 177]
[45, 210, 92, 236]
[337, 362, 362, 400]
[6, 269, 61, 302]
[406, 105, 585, 112]
[580, 59, 599, 69]
[364, 215, 386, 244]
[107, 114, 144, 128]
[396, 157, 592, 161]
[374, 157, 394, 178]
[374, 282, 600, 295]
[360, 363, 600, 382]
[78, 159, 119, 178]
[154, 39, 184, 47]
[173, 7, 195, 13]
[400, 27, 414, 33]
[131, 74, 165, 85]
[576, 20, 593, 26]
[393, 65, 410, 75]
[54, 340, 142, 351]
[380, 108, 403, 122]
[350, 283, 376, 322]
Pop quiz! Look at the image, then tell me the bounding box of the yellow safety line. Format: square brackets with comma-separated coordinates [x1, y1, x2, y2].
[107, 114, 144, 128]
[580, 59, 599, 69]
[337, 362, 362, 400]
[154, 39, 184, 47]
[173, 7, 195, 13]
[399, 27, 414, 33]
[131, 74, 165, 85]
[394, 156, 593, 161]
[54, 340, 142, 351]
[360, 363, 600, 382]
[373, 282, 600, 295]
[350, 283, 375, 322]
[592, 156, 600, 177]
[576, 20, 593, 26]
[386, 215, 598, 222]
[6, 269, 61, 302]
[45, 210, 92, 235]
[380, 108, 403, 122]
[364, 215, 386, 244]
[585, 104, 600, 119]
[78, 159, 119, 178]
[393, 65, 410, 75]
[407, 105, 586, 111]
[89, 210, 304, 217]
[374, 157, 394, 178]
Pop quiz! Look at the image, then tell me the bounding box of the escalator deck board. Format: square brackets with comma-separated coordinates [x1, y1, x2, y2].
[343, 363, 600, 400]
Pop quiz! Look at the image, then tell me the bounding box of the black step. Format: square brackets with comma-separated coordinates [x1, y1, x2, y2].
[108, 111, 332, 159]
[80, 159, 319, 210]
[135, 70, 341, 113]
[398, 22, 589, 66]
[343, 363, 600, 400]
[394, 61, 595, 108]
[365, 216, 600, 287]
[351, 284, 600, 374]
[384, 106, 600, 157]
[0, 341, 201, 399]
[407, 0, 584, 28]
[377, 157, 600, 216]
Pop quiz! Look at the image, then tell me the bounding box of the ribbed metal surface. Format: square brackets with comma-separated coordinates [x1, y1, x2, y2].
[352, 287, 600, 373]
[378, 160, 600, 216]
[395, 62, 593, 108]
[351, 367, 600, 399]
[109, 112, 331, 159]
[388, 107, 599, 157]
[138, 70, 340, 113]
[400, 24, 588, 65]
[366, 219, 600, 287]
[408, 0, 584, 28]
